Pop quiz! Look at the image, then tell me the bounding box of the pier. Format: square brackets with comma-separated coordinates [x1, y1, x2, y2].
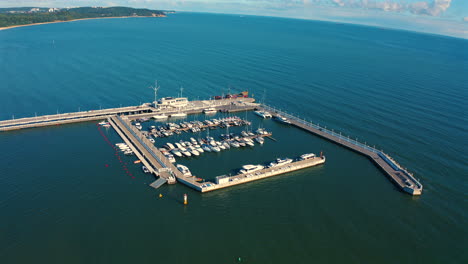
[260, 105, 423, 195]
[0, 98, 256, 131]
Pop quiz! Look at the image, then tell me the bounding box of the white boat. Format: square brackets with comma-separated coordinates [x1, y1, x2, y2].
[230, 141, 240, 148]
[190, 137, 197, 144]
[142, 166, 150, 173]
[216, 141, 226, 150]
[237, 139, 246, 147]
[202, 144, 212, 152]
[181, 149, 192, 157]
[153, 114, 168, 120]
[98, 121, 111, 127]
[171, 112, 187, 118]
[269, 158, 293, 168]
[165, 143, 175, 150]
[124, 150, 134, 155]
[175, 142, 184, 149]
[223, 142, 231, 149]
[210, 145, 221, 152]
[203, 108, 217, 114]
[241, 131, 249, 137]
[135, 123, 142, 130]
[165, 153, 176, 163]
[239, 164, 264, 174]
[255, 137, 264, 145]
[148, 138, 155, 143]
[188, 147, 200, 156]
[177, 164, 192, 177]
[171, 149, 183, 157]
[244, 138, 255, 147]
[300, 153, 316, 160]
[274, 115, 291, 124]
[255, 128, 269, 135]
[254, 111, 272, 119]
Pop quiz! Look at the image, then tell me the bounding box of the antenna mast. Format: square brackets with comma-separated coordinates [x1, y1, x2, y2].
[149, 80, 160, 106]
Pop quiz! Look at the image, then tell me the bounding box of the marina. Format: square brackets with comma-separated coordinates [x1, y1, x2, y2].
[0, 94, 423, 195]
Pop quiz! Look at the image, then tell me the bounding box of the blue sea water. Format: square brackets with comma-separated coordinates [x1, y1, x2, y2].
[0, 13, 467, 263]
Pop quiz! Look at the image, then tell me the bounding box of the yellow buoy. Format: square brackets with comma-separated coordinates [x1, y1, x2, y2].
[159, 193, 163, 198]
[183, 194, 188, 205]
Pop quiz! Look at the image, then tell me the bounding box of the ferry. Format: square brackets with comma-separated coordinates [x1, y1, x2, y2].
[269, 158, 293, 168]
[177, 164, 192, 177]
[274, 115, 291, 125]
[239, 164, 264, 174]
[254, 110, 272, 119]
[203, 108, 217, 114]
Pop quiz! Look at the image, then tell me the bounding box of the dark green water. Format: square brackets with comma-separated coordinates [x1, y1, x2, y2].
[0, 13, 467, 263]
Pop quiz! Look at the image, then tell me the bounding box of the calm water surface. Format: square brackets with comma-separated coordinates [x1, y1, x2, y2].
[0, 13, 467, 263]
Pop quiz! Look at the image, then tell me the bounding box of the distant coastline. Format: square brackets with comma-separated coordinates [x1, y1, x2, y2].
[0, 15, 165, 31]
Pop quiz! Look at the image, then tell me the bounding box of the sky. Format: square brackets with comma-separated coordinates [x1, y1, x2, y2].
[1, 0, 467, 39]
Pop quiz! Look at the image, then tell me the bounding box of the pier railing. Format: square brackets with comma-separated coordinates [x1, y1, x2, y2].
[261, 104, 379, 153]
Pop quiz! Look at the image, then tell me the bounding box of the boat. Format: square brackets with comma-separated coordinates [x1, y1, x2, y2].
[244, 138, 255, 147]
[269, 158, 293, 168]
[239, 164, 264, 174]
[255, 136, 264, 145]
[202, 144, 212, 152]
[274, 115, 291, 124]
[254, 111, 272, 119]
[210, 145, 221, 152]
[148, 138, 155, 143]
[171, 112, 187, 118]
[142, 166, 150, 173]
[255, 128, 269, 135]
[124, 150, 134, 155]
[195, 146, 204, 153]
[241, 131, 249, 137]
[171, 149, 183, 157]
[165, 153, 176, 163]
[134, 160, 142, 164]
[153, 114, 168, 120]
[223, 142, 231, 149]
[177, 164, 192, 177]
[188, 147, 200, 156]
[203, 108, 217, 114]
[98, 121, 111, 127]
[165, 143, 175, 150]
[237, 139, 246, 147]
[300, 153, 316, 160]
[230, 141, 240, 148]
[181, 149, 192, 157]
[135, 123, 142, 130]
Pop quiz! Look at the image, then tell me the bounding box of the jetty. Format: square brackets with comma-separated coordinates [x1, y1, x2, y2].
[260, 105, 423, 195]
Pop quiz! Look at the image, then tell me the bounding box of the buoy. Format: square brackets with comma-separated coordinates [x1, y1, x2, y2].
[159, 194, 163, 198]
[183, 194, 188, 205]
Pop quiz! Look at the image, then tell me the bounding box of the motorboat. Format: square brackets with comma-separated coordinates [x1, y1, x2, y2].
[188, 147, 200, 156]
[153, 114, 168, 120]
[142, 166, 150, 173]
[300, 153, 316, 160]
[254, 111, 272, 119]
[177, 164, 192, 177]
[241, 131, 249, 137]
[165, 143, 175, 150]
[171, 149, 183, 157]
[202, 144, 212, 152]
[223, 142, 231, 149]
[274, 115, 291, 124]
[269, 158, 293, 168]
[210, 145, 221, 152]
[135, 123, 142, 130]
[239, 164, 264, 174]
[230, 141, 240, 148]
[165, 153, 176, 163]
[203, 108, 217, 114]
[255, 136, 264, 145]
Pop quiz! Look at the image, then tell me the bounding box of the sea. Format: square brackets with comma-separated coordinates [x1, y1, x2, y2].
[0, 12, 467, 263]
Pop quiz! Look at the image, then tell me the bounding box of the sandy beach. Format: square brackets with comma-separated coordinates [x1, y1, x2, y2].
[0, 15, 165, 31]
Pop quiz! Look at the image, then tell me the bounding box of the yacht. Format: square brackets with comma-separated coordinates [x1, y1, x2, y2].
[165, 142, 175, 150]
[274, 115, 291, 124]
[175, 142, 184, 149]
[203, 108, 217, 114]
[135, 123, 142, 130]
[269, 158, 293, 168]
[230, 141, 240, 148]
[237, 139, 246, 147]
[171, 149, 183, 157]
[153, 114, 168, 120]
[202, 144, 212, 152]
[256, 128, 269, 135]
[300, 153, 316, 160]
[165, 153, 176, 163]
[171, 112, 187, 118]
[210, 145, 221, 152]
[241, 131, 249, 137]
[244, 138, 255, 147]
[188, 147, 200, 156]
[142, 166, 150, 173]
[195, 145, 204, 153]
[180, 148, 192, 157]
[255, 136, 264, 145]
[176, 164, 192, 177]
[223, 142, 231, 149]
[254, 111, 272, 119]
[239, 164, 264, 174]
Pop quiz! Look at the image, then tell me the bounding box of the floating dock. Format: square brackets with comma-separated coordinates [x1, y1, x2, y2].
[260, 105, 423, 195]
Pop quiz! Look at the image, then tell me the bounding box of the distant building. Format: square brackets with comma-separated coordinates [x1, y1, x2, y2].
[30, 8, 40, 12]
[48, 8, 60, 12]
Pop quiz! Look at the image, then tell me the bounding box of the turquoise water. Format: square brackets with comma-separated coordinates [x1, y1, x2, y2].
[1, 13, 467, 263]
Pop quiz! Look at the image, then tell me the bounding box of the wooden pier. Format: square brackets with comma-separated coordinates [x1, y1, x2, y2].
[260, 105, 423, 195]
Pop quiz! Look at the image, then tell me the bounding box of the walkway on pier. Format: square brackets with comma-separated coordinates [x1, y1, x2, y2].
[260, 105, 423, 195]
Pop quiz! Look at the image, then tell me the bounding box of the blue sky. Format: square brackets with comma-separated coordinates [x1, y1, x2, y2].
[2, 0, 467, 38]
